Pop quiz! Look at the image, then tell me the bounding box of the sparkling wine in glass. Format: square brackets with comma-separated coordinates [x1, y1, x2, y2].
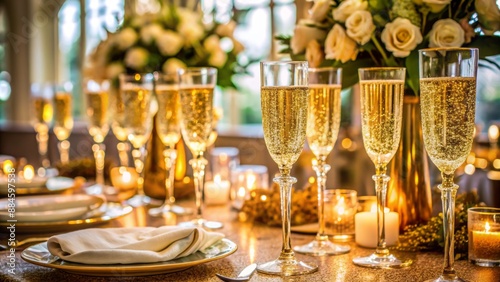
[293, 67, 349, 256]
[419, 48, 478, 282]
[84, 79, 110, 194]
[53, 82, 74, 164]
[119, 73, 157, 207]
[177, 67, 222, 229]
[149, 72, 192, 216]
[258, 61, 318, 276]
[110, 87, 130, 167]
[31, 83, 53, 174]
[352, 67, 413, 268]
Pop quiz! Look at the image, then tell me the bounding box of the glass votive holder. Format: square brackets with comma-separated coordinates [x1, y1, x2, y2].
[230, 165, 269, 209]
[324, 189, 357, 241]
[468, 207, 500, 267]
[211, 147, 240, 182]
[357, 195, 377, 212]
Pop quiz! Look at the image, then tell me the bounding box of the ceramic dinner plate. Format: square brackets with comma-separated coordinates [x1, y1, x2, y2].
[0, 194, 104, 222]
[21, 239, 237, 276]
[0, 177, 75, 196]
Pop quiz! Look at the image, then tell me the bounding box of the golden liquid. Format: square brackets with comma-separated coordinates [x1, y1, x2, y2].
[261, 86, 309, 171]
[86, 91, 109, 143]
[33, 97, 53, 132]
[121, 87, 154, 148]
[53, 92, 73, 141]
[420, 77, 476, 174]
[156, 85, 181, 147]
[360, 79, 404, 167]
[307, 84, 342, 157]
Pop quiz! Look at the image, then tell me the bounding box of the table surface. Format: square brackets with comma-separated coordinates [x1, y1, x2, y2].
[1, 199, 499, 282]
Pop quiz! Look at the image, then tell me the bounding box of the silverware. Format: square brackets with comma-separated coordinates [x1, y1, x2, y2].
[216, 263, 257, 282]
[0, 237, 50, 251]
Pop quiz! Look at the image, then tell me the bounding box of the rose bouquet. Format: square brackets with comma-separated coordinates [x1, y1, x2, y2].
[278, 0, 500, 95]
[84, 4, 245, 88]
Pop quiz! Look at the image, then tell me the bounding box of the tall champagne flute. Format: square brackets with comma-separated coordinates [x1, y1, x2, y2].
[258, 61, 318, 276]
[149, 72, 192, 216]
[31, 83, 53, 174]
[53, 82, 74, 165]
[84, 79, 110, 193]
[119, 73, 157, 207]
[110, 87, 130, 167]
[419, 48, 478, 282]
[352, 67, 412, 268]
[177, 67, 222, 229]
[293, 67, 349, 256]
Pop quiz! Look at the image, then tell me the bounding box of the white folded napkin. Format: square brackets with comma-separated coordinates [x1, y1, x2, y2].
[47, 226, 224, 264]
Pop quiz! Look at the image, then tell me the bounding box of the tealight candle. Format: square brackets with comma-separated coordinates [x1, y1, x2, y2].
[110, 167, 138, 191]
[204, 174, 231, 205]
[355, 204, 399, 248]
[211, 147, 239, 181]
[468, 207, 500, 267]
[23, 165, 35, 182]
[230, 165, 269, 209]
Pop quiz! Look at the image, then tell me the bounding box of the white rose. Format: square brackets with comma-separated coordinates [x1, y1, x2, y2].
[177, 22, 205, 45]
[140, 23, 163, 44]
[156, 30, 183, 56]
[216, 21, 237, 38]
[381, 18, 423, 58]
[423, 0, 451, 13]
[162, 58, 186, 74]
[305, 40, 324, 68]
[309, 0, 331, 22]
[324, 24, 358, 63]
[124, 47, 149, 71]
[115, 28, 138, 50]
[290, 20, 327, 54]
[475, 0, 500, 35]
[208, 49, 227, 68]
[332, 0, 368, 23]
[105, 62, 125, 79]
[429, 19, 465, 48]
[346, 10, 375, 45]
[203, 35, 221, 52]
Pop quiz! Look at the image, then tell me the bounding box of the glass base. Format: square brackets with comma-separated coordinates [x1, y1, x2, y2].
[294, 239, 350, 256]
[470, 258, 500, 267]
[353, 252, 413, 269]
[257, 258, 318, 276]
[148, 204, 193, 216]
[127, 194, 153, 207]
[178, 218, 223, 229]
[424, 275, 467, 282]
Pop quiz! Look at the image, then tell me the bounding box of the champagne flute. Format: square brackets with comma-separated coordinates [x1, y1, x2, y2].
[258, 61, 318, 276]
[419, 48, 478, 282]
[352, 67, 412, 268]
[119, 73, 157, 207]
[53, 82, 74, 165]
[84, 79, 110, 194]
[31, 83, 53, 174]
[110, 87, 131, 167]
[177, 67, 222, 229]
[149, 72, 192, 216]
[293, 67, 349, 256]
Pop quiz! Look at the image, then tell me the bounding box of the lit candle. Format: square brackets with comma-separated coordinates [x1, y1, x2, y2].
[204, 174, 231, 205]
[23, 165, 35, 182]
[2, 160, 14, 175]
[355, 204, 399, 248]
[110, 167, 138, 191]
[471, 222, 500, 260]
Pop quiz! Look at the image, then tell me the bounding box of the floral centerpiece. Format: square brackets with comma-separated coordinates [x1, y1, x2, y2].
[84, 4, 245, 88]
[279, 0, 500, 95]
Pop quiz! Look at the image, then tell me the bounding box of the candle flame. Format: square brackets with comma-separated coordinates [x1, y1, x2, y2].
[122, 170, 131, 183]
[237, 187, 246, 198]
[246, 174, 256, 190]
[23, 165, 35, 181]
[488, 125, 499, 141]
[2, 160, 13, 175]
[485, 222, 490, 232]
[260, 195, 267, 201]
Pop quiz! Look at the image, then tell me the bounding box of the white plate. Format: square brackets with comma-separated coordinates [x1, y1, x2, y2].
[0, 194, 104, 222]
[22, 239, 237, 276]
[0, 176, 47, 189]
[0, 177, 75, 196]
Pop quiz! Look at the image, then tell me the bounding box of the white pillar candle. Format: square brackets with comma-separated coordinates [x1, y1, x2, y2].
[355, 206, 399, 248]
[205, 174, 231, 205]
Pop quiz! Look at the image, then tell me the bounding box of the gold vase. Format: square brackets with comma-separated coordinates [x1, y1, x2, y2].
[387, 95, 432, 230]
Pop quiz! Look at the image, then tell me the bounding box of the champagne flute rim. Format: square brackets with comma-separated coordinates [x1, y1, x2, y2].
[260, 60, 308, 66]
[308, 66, 341, 73]
[358, 67, 405, 71]
[418, 47, 479, 52]
[177, 67, 217, 75]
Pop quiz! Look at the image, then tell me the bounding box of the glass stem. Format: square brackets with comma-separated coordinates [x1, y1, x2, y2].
[163, 147, 177, 207]
[373, 166, 390, 256]
[190, 154, 207, 220]
[439, 172, 459, 279]
[92, 143, 105, 186]
[36, 130, 50, 168]
[132, 146, 147, 196]
[313, 157, 331, 241]
[58, 140, 70, 165]
[275, 173, 297, 262]
[117, 142, 130, 167]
